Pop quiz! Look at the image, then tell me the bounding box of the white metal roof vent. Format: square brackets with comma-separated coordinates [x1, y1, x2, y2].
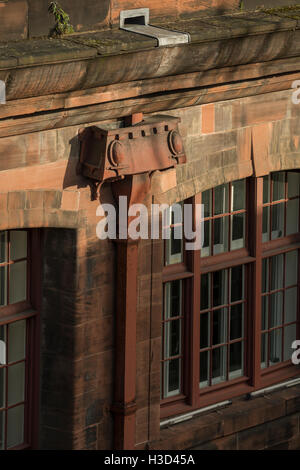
[120, 8, 190, 47]
[0, 80, 5, 105]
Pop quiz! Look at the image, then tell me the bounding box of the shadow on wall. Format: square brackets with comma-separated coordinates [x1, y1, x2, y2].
[39, 227, 78, 449]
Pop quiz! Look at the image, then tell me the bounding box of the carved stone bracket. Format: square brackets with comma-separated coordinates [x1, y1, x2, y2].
[78, 113, 186, 202]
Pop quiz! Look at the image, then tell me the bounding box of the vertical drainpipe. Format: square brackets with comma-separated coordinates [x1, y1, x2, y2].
[78, 112, 186, 450]
[111, 114, 149, 450]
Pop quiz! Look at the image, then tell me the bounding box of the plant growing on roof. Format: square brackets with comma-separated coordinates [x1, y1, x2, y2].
[48, 2, 74, 36]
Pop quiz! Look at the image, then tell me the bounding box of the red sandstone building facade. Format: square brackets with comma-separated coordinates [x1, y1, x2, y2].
[0, 0, 300, 451]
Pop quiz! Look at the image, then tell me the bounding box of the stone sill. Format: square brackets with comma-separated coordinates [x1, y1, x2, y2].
[149, 382, 300, 450]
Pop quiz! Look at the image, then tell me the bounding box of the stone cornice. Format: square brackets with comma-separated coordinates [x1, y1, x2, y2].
[0, 10, 299, 103]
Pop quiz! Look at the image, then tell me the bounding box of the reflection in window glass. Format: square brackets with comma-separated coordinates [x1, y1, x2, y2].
[270, 329, 282, 365]
[213, 216, 228, 254]
[286, 199, 299, 235]
[202, 190, 211, 218]
[7, 363, 25, 407]
[7, 405, 24, 449]
[214, 184, 228, 215]
[272, 173, 285, 201]
[262, 207, 269, 242]
[212, 308, 227, 346]
[271, 203, 284, 239]
[285, 288, 297, 324]
[200, 266, 245, 389]
[231, 213, 245, 250]
[0, 232, 7, 264]
[0, 232, 32, 450]
[232, 180, 245, 211]
[261, 250, 298, 369]
[263, 175, 270, 204]
[284, 324, 297, 361]
[271, 254, 283, 291]
[285, 251, 298, 287]
[263, 171, 300, 241]
[0, 410, 4, 450]
[200, 351, 209, 388]
[213, 270, 228, 307]
[212, 346, 227, 385]
[229, 342, 243, 379]
[230, 304, 243, 340]
[201, 180, 246, 257]
[165, 204, 183, 266]
[162, 280, 183, 398]
[287, 172, 300, 198]
[10, 231, 27, 261]
[0, 266, 7, 307]
[200, 274, 210, 311]
[9, 261, 27, 304]
[8, 320, 26, 364]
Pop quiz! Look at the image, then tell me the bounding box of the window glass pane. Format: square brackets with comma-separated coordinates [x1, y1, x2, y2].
[271, 254, 283, 290]
[214, 184, 228, 215]
[262, 258, 268, 294]
[202, 189, 212, 218]
[261, 296, 268, 330]
[165, 281, 181, 319]
[263, 175, 270, 204]
[271, 203, 284, 239]
[232, 180, 245, 211]
[229, 342, 243, 379]
[287, 172, 300, 198]
[0, 326, 5, 365]
[212, 346, 227, 385]
[272, 173, 285, 201]
[0, 232, 7, 263]
[200, 351, 209, 388]
[166, 359, 180, 396]
[231, 213, 245, 250]
[170, 230, 182, 258]
[231, 265, 244, 302]
[212, 308, 227, 346]
[284, 324, 297, 361]
[9, 261, 27, 304]
[164, 320, 181, 358]
[261, 333, 267, 369]
[200, 273, 210, 311]
[270, 292, 283, 328]
[200, 312, 210, 349]
[230, 304, 243, 340]
[8, 320, 26, 364]
[285, 288, 297, 324]
[10, 231, 27, 261]
[0, 266, 7, 307]
[270, 329, 282, 365]
[8, 363, 25, 406]
[0, 368, 5, 409]
[0, 410, 4, 450]
[262, 206, 269, 242]
[213, 270, 228, 307]
[201, 220, 211, 258]
[7, 405, 24, 449]
[286, 199, 299, 236]
[285, 250, 298, 287]
[213, 216, 229, 254]
[165, 235, 183, 266]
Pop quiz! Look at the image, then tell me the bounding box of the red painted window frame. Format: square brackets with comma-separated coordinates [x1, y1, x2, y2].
[0, 229, 41, 450]
[161, 174, 300, 419]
